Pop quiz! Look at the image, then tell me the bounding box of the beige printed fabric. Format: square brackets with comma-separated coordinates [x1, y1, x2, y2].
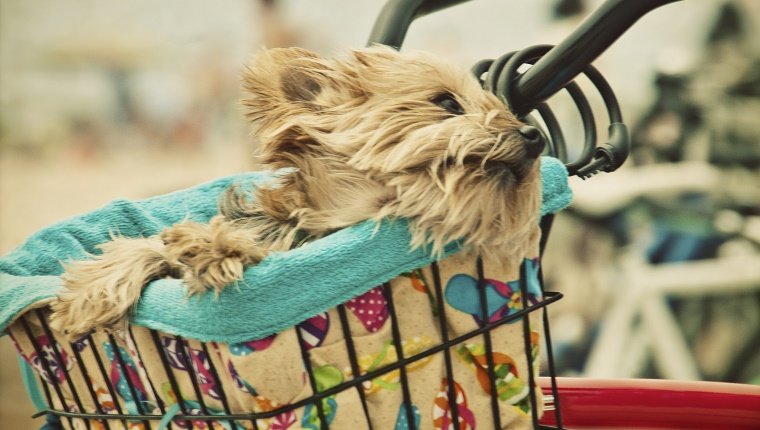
[8, 244, 544, 430]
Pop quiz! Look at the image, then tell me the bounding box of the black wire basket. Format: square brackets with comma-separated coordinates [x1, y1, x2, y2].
[7, 251, 565, 430]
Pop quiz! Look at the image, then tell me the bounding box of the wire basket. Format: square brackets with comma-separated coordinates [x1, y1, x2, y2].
[7, 252, 565, 430]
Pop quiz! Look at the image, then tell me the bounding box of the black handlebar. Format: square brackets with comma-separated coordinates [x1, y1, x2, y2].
[511, 0, 681, 114]
[368, 0, 682, 113]
[367, 0, 470, 50]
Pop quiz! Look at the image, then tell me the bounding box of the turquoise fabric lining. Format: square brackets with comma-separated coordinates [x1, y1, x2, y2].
[0, 157, 571, 343]
[18, 356, 47, 412]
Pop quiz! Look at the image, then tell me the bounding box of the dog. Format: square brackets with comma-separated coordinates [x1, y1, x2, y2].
[49, 46, 545, 337]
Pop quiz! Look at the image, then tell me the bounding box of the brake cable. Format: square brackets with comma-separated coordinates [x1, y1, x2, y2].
[473, 44, 629, 178]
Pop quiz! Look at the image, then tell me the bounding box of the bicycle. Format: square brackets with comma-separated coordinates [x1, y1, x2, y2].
[2, 1, 760, 429]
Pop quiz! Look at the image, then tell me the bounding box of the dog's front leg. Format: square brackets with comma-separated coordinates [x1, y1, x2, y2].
[50, 236, 180, 336]
[161, 215, 268, 295]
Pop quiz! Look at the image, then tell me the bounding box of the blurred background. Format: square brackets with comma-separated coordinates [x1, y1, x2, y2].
[1, 0, 759, 427]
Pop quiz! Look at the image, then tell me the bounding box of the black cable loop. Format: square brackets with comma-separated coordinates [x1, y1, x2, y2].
[583, 64, 623, 124]
[503, 45, 596, 175]
[563, 82, 597, 175]
[486, 52, 517, 99]
[474, 43, 628, 178]
[502, 45, 577, 167]
[474, 53, 567, 162]
[499, 45, 554, 110]
[533, 106, 565, 161]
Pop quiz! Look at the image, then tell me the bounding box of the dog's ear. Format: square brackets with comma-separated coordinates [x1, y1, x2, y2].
[244, 48, 362, 169]
[351, 47, 400, 69]
[242, 48, 338, 132]
[251, 48, 327, 101]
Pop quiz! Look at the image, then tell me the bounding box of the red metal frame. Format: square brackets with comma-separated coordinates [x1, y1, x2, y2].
[539, 377, 760, 429]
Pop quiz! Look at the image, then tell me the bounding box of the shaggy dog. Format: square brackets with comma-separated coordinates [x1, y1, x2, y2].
[49, 46, 544, 336]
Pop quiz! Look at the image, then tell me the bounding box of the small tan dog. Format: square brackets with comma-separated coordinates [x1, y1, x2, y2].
[50, 46, 544, 336]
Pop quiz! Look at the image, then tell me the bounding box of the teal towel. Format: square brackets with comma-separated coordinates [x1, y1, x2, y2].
[0, 156, 571, 342]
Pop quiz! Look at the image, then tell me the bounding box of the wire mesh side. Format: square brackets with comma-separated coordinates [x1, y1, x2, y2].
[16, 270, 564, 430]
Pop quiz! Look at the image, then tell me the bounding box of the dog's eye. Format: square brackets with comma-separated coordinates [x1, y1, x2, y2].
[432, 93, 464, 116]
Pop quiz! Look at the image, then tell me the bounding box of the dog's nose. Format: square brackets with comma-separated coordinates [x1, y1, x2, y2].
[519, 125, 545, 158]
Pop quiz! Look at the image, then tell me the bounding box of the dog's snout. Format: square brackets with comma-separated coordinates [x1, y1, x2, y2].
[518, 125, 545, 158]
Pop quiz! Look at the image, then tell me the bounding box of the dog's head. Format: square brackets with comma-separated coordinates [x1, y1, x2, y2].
[242, 47, 543, 261]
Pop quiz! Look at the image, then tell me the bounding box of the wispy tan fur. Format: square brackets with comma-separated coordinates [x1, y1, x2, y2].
[49, 46, 542, 337]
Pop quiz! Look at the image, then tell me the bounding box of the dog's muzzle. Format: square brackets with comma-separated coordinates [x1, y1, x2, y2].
[518, 125, 545, 158]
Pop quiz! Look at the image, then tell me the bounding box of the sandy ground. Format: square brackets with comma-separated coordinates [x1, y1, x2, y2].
[0, 144, 251, 428]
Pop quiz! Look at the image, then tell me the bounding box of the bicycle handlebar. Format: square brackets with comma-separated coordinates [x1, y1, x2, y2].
[367, 0, 469, 50]
[511, 0, 681, 113]
[367, 0, 682, 114]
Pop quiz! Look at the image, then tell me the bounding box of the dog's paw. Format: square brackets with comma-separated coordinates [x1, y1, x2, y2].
[50, 237, 171, 337]
[182, 255, 246, 295]
[49, 278, 124, 337]
[161, 216, 267, 295]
